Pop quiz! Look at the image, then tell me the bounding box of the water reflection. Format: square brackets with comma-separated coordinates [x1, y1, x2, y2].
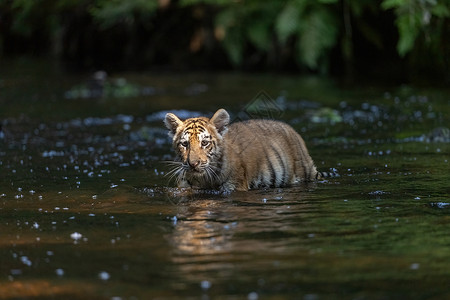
[166, 186, 320, 285]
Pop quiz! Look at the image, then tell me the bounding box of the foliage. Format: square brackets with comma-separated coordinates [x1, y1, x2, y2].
[9, 0, 57, 37]
[89, 0, 159, 29]
[215, 2, 280, 66]
[1, 0, 449, 76]
[382, 0, 450, 56]
[277, 1, 339, 70]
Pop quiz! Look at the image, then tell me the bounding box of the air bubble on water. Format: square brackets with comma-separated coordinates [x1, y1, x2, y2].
[98, 271, 110, 281]
[89, 213, 95, 217]
[410, 263, 420, 270]
[70, 232, 82, 240]
[110, 183, 118, 188]
[20, 256, 32, 267]
[304, 294, 319, 300]
[248, 292, 258, 300]
[10, 269, 22, 276]
[200, 280, 211, 290]
[32, 222, 39, 229]
[55, 268, 64, 276]
[92, 195, 97, 199]
[414, 197, 420, 200]
[171, 216, 177, 225]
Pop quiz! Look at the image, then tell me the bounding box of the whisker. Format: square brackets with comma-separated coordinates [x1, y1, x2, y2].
[164, 160, 189, 185]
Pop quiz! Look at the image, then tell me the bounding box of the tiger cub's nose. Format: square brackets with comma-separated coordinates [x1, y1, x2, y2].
[189, 159, 201, 169]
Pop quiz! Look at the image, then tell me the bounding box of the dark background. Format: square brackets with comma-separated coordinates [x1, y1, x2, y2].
[1, 0, 449, 84]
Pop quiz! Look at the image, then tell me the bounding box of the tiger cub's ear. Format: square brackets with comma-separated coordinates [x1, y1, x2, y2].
[210, 108, 230, 135]
[164, 113, 183, 135]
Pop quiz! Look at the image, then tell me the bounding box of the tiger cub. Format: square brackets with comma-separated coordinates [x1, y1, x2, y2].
[164, 108, 322, 192]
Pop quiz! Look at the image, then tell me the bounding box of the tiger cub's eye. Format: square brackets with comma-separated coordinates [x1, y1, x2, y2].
[180, 141, 188, 147]
[201, 140, 209, 147]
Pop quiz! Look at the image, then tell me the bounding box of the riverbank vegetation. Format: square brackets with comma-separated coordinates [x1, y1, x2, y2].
[1, 0, 449, 83]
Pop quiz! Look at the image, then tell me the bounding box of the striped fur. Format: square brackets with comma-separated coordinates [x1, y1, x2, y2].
[164, 109, 321, 192]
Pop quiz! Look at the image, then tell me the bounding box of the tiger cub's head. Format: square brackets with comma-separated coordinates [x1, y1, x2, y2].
[164, 109, 230, 183]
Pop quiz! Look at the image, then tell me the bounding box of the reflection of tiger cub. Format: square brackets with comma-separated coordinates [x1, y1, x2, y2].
[164, 108, 323, 192]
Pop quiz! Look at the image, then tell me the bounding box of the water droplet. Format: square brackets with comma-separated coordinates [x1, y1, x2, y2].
[200, 280, 211, 290]
[20, 256, 32, 267]
[56, 269, 64, 276]
[98, 271, 110, 281]
[70, 232, 82, 240]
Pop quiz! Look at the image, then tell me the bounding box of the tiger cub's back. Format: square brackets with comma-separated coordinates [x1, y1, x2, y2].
[224, 119, 319, 189]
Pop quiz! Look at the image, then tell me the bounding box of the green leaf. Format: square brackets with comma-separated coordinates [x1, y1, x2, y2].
[431, 3, 450, 17]
[297, 8, 338, 69]
[381, 0, 403, 10]
[275, 3, 300, 43]
[90, 0, 158, 28]
[246, 20, 272, 51]
[216, 7, 244, 66]
[317, 0, 338, 3]
[396, 14, 420, 56]
[179, 0, 232, 6]
[223, 29, 244, 66]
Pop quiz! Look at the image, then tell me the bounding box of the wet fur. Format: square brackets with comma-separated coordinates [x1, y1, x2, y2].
[164, 109, 321, 192]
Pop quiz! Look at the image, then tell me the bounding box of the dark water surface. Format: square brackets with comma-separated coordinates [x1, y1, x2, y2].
[1, 60, 449, 299]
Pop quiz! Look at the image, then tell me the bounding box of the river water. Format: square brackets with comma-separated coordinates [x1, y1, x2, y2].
[0, 60, 449, 299]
